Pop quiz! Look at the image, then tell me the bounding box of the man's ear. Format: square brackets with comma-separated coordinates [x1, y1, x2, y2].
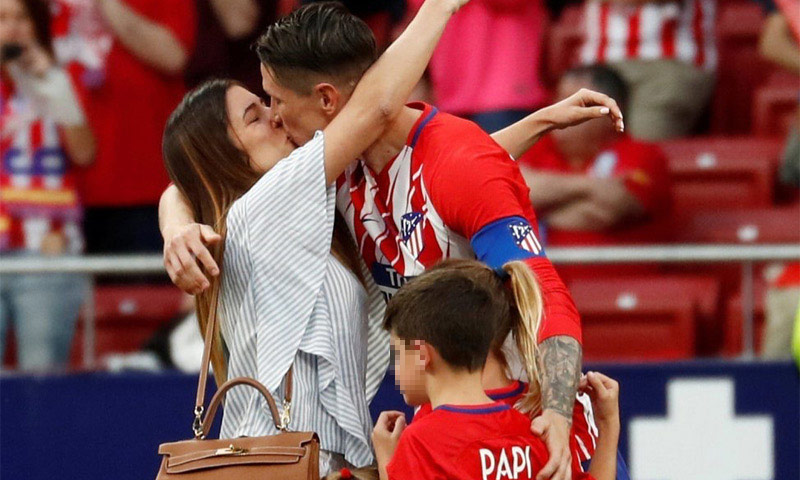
[414, 340, 433, 370]
[314, 83, 342, 117]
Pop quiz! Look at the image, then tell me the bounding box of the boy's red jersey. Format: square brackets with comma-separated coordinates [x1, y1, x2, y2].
[388, 402, 596, 480]
[414, 381, 598, 472]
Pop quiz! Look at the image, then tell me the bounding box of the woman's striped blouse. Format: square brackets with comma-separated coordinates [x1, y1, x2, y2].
[217, 132, 390, 466]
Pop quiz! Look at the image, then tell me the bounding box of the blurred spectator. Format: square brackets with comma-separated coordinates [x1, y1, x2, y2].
[185, 0, 278, 92]
[579, 0, 717, 141]
[0, 0, 92, 369]
[518, 65, 671, 281]
[545, 0, 582, 18]
[758, 0, 800, 74]
[757, 0, 799, 360]
[757, 0, 799, 188]
[303, 0, 406, 47]
[763, 263, 800, 359]
[54, 0, 196, 253]
[408, 0, 550, 132]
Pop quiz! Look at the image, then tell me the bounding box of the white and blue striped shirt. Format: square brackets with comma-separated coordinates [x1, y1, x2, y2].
[217, 132, 390, 466]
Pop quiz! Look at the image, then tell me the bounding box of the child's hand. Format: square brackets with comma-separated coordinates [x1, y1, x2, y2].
[372, 411, 407, 465]
[581, 371, 620, 429]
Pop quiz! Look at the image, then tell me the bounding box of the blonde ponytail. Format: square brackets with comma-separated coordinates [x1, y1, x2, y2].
[503, 261, 545, 416]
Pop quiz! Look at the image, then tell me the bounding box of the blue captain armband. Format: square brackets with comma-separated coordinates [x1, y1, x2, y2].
[470, 216, 546, 271]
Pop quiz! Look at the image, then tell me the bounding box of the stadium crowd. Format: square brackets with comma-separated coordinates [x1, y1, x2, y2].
[0, 0, 798, 374]
[0, 1, 798, 479]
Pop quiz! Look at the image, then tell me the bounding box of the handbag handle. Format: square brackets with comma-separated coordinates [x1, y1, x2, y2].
[200, 377, 283, 438]
[192, 283, 294, 439]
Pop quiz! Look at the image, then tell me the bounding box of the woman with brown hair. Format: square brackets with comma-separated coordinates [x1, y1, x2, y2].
[161, 0, 468, 474]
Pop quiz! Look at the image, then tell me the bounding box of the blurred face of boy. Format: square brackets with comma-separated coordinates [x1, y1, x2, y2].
[391, 333, 429, 407]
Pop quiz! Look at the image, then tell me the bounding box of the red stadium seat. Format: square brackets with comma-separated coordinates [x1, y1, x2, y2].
[661, 137, 782, 211]
[675, 206, 800, 244]
[70, 285, 187, 367]
[711, 1, 772, 134]
[753, 73, 799, 138]
[569, 276, 705, 361]
[670, 207, 798, 319]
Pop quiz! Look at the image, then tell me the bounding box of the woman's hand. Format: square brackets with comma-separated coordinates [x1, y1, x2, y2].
[541, 88, 625, 133]
[372, 410, 407, 471]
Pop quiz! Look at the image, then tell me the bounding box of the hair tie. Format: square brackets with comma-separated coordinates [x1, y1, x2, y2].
[493, 266, 510, 280]
[339, 467, 353, 479]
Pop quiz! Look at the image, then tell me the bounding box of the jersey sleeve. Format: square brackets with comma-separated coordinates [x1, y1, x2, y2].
[425, 133, 582, 343]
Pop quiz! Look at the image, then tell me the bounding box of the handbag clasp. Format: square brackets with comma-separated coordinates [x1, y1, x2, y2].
[279, 399, 292, 432]
[192, 406, 205, 439]
[215, 444, 247, 455]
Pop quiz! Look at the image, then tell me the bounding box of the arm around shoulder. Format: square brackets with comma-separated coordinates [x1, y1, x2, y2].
[159, 185, 221, 295]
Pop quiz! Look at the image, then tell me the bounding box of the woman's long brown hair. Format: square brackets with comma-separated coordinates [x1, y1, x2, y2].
[162, 79, 363, 387]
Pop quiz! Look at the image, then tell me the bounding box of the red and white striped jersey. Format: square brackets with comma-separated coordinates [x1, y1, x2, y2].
[336, 102, 593, 460]
[580, 0, 717, 71]
[335, 103, 581, 342]
[0, 73, 84, 253]
[335, 106, 473, 302]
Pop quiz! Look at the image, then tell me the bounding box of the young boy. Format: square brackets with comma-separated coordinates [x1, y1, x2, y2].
[371, 262, 621, 480]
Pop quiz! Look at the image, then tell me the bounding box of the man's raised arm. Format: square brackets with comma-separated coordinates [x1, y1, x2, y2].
[490, 88, 624, 160]
[159, 185, 220, 294]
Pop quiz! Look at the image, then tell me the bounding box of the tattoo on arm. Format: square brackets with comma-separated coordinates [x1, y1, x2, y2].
[539, 335, 582, 421]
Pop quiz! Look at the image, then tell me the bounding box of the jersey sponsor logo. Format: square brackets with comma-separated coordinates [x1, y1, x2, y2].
[400, 211, 424, 258]
[479, 445, 534, 480]
[507, 221, 543, 255]
[371, 262, 413, 302]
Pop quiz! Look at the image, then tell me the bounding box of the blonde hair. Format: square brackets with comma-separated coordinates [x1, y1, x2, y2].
[502, 261, 544, 416]
[386, 259, 545, 414]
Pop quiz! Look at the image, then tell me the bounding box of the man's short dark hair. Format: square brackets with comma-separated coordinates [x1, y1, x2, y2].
[563, 64, 629, 116]
[384, 261, 508, 372]
[255, 2, 377, 94]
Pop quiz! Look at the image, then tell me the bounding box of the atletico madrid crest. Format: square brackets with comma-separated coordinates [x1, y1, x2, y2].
[508, 221, 543, 254]
[401, 211, 424, 258]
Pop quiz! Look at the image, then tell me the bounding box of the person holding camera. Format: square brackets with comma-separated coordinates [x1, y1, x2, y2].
[0, 0, 94, 370]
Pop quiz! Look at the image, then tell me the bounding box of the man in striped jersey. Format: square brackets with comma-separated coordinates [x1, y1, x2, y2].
[159, 4, 624, 479]
[580, 0, 717, 140]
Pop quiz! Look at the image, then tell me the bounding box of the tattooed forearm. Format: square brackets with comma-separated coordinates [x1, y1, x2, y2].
[539, 335, 582, 421]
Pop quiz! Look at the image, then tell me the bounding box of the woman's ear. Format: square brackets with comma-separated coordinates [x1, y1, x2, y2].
[315, 83, 341, 117]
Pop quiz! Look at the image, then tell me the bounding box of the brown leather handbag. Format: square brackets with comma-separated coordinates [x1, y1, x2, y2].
[156, 293, 320, 479]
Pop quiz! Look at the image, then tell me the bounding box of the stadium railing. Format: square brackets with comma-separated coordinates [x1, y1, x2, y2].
[2, 243, 799, 366]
